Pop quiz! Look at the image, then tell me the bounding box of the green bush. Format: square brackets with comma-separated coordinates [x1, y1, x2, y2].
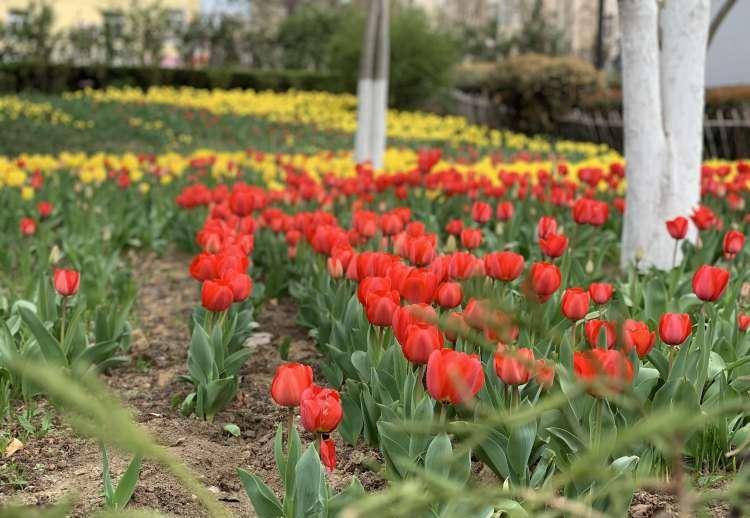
[327, 6, 459, 109]
[486, 53, 602, 134]
[0, 62, 344, 94]
[277, 4, 344, 71]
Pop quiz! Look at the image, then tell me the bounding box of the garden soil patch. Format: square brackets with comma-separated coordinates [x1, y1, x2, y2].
[0, 251, 382, 517]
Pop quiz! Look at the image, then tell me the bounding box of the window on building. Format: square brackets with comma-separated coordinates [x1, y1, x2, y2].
[101, 10, 125, 37]
[7, 9, 29, 33]
[166, 9, 184, 35]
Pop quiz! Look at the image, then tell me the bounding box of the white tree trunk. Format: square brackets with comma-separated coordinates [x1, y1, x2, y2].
[355, 0, 389, 169]
[660, 0, 710, 232]
[619, 0, 710, 270]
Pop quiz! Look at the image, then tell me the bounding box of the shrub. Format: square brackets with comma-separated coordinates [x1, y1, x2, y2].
[486, 53, 602, 134]
[0, 62, 344, 94]
[327, 5, 459, 109]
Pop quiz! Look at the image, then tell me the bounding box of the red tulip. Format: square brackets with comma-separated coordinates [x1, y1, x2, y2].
[364, 289, 400, 327]
[658, 313, 692, 347]
[537, 216, 558, 239]
[189, 253, 218, 281]
[400, 269, 437, 304]
[300, 385, 343, 433]
[622, 319, 656, 357]
[588, 282, 613, 304]
[443, 311, 469, 342]
[435, 282, 462, 309]
[539, 233, 568, 258]
[739, 314, 750, 332]
[270, 362, 313, 407]
[528, 262, 562, 302]
[494, 346, 534, 385]
[484, 251, 524, 281]
[471, 201, 492, 223]
[723, 230, 745, 260]
[572, 198, 609, 226]
[223, 272, 253, 302]
[445, 219, 464, 236]
[496, 202, 514, 221]
[460, 228, 483, 249]
[560, 287, 590, 320]
[573, 349, 634, 396]
[534, 359, 555, 389]
[426, 349, 485, 405]
[327, 257, 344, 278]
[320, 438, 336, 472]
[666, 216, 689, 239]
[20, 217, 36, 236]
[357, 276, 391, 305]
[584, 319, 617, 348]
[201, 279, 234, 312]
[392, 303, 437, 346]
[406, 235, 437, 266]
[402, 322, 444, 364]
[380, 213, 404, 236]
[691, 205, 718, 230]
[53, 268, 80, 297]
[691, 265, 730, 302]
[447, 252, 483, 280]
[37, 201, 53, 219]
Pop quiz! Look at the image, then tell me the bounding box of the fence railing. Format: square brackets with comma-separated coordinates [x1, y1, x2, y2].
[450, 90, 750, 159]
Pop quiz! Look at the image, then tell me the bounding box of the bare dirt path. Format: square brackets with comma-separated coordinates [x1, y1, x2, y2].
[1, 251, 378, 516]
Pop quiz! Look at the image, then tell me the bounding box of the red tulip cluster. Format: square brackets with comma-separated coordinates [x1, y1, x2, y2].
[270, 362, 342, 472]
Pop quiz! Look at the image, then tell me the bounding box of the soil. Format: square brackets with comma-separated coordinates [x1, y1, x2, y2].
[0, 251, 383, 517]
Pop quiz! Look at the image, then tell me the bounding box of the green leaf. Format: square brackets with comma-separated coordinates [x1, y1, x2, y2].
[187, 324, 214, 386]
[18, 306, 65, 365]
[101, 443, 115, 505]
[112, 454, 142, 509]
[223, 423, 241, 437]
[224, 347, 252, 377]
[507, 417, 537, 480]
[475, 429, 510, 479]
[339, 389, 363, 445]
[293, 446, 326, 518]
[425, 433, 452, 479]
[238, 469, 284, 518]
[328, 477, 365, 515]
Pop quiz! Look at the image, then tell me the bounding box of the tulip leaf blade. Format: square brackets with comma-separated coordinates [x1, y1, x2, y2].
[238, 468, 284, 518]
[18, 306, 65, 365]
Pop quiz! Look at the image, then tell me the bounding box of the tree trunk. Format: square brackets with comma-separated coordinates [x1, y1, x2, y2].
[619, 0, 710, 270]
[354, 0, 388, 169]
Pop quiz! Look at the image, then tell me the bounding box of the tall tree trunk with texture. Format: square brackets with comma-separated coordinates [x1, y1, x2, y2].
[619, 0, 710, 270]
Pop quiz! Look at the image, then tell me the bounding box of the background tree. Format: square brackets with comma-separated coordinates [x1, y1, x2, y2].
[619, 0, 711, 269]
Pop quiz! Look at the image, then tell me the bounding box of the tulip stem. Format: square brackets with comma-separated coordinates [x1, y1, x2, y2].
[672, 239, 679, 269]
[59, 297, 67, 351]
[287, 407, 295, 452]
[593, 397, 604, 450]
[314, 432, 321, 453]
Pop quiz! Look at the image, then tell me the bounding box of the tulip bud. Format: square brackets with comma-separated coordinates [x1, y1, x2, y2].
[270, 363, 313, 407]
[53, 268, 81, 297]
[300, 385, 343, 433]
[426, 349, 484, 405]
[692, 265, 730, 302]
[320, 437, 336, 472]
[658, 313, 692, 347]
[560, 287, 590, 321]
[327, 257, 344, 278]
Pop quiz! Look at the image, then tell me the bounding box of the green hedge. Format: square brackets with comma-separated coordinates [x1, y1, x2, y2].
[0, 62, 346, 94]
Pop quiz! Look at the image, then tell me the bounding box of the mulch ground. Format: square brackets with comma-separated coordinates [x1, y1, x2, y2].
[0, 250, 382, 516]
